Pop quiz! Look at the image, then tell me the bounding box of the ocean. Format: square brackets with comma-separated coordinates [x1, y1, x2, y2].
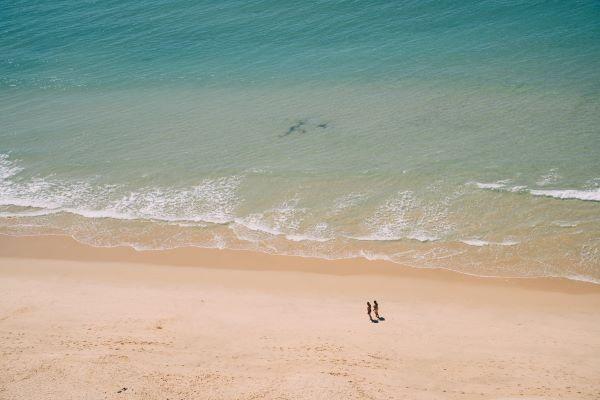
[1, 0, 599, 281]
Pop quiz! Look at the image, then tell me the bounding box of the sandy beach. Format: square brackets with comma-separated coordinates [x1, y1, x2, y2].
[3, 1, 600, 398]
[0, 235, 599, 399]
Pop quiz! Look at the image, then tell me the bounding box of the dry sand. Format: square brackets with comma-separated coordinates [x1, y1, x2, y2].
[1, 234, 599, 399]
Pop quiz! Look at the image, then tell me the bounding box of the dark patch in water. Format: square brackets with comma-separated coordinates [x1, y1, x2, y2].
[280, 119, 329, 137]
[282, 120, 306, 136]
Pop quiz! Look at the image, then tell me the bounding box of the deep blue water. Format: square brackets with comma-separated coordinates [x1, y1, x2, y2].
[2, 1, 599, 88]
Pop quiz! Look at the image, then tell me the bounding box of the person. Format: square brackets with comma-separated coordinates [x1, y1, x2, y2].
[373, 300, 380, 320]
[367, 301, 372, 321]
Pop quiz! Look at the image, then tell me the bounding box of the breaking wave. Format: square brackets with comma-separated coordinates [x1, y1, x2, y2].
[471, 181, 600, 202]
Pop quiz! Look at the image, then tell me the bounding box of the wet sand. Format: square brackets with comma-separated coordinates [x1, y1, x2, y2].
[1, 234, 599, 399]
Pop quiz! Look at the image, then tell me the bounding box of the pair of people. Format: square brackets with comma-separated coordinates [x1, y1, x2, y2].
[366, 300, 383, 323]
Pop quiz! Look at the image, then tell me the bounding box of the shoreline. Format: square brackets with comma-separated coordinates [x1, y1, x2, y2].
[0, 233, 597, 294]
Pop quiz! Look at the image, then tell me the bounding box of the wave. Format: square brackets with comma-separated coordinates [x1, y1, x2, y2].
[536, 169, 560, 186]
[564, 274, 600, 285]
[529, 188, 600, 202]
[0, 198, 238, 225]
[471, 180, 600, 202]
[469, 181, 527, 193]
[356, 190, 450, 244]
[0, 154, 243, 225]
[471, 181, 507, 190]
[0, 153, 24, 180]
[285, 233, 332, 243]
[232, 206, 333, 243]
[509, 185, 528, 192]
[1, 155, 441, 245]
[1, 153, 598, 284]
[232, 216, 285, 237]
[232, 199, 304, 236]
[348, 232, 439, 243]
[552, 221, 579, 228]
[460, 238, 520, 247]
[329, 192, 368, 215]
[0, 204, 233, 226]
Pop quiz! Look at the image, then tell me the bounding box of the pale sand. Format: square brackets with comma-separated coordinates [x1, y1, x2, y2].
[1, 235, 599, 399]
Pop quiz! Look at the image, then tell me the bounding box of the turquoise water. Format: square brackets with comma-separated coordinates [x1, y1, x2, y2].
[1, 1, 599, 281]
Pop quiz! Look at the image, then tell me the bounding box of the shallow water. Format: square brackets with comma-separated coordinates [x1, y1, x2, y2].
[1, 1, 599, 281]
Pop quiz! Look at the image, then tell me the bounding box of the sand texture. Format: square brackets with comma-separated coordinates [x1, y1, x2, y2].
[1, 235, 599, 399]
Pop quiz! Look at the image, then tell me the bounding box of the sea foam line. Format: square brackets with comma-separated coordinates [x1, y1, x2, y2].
[471, 181, 600, 202]
[529, 188, 600, 202]
[460, 238, 520, 247]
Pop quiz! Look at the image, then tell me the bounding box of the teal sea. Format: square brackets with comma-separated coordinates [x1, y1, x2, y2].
[1, 1, 599, 281]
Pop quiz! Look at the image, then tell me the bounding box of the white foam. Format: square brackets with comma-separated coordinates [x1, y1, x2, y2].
[350, 234, 398, 241]
[407, 232, 439, 242]
[356, 249, 393, 262]
[471, 177, 600, 202]
[471, 181, 506, 189]
[62, 207, 139, 221]
[0, 156, 243, 225]
[552, 221, 579, 228]
[330, 192, 368, 215]
[230, 201, 334, 243]
[536, 169, 560, 186]
[232, 197, 307, 238]
[509, 185, 527, 192]
[461, 239, 488, 246]
[286, 222, 332, 242]
[360, 191, 412, 240]
[529, 188, 600, 202]
[357, 190, 450, 243]
[0, 153, 24, 181]
[564, 274, 600, 285]
[108, 176, 242, 224]
[285, 234, 332, 242]
[233, 215, 284, 236]
[168, 221, 209, 228]
[349, 232, 438, 242]
[461, 238, 520, 247]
